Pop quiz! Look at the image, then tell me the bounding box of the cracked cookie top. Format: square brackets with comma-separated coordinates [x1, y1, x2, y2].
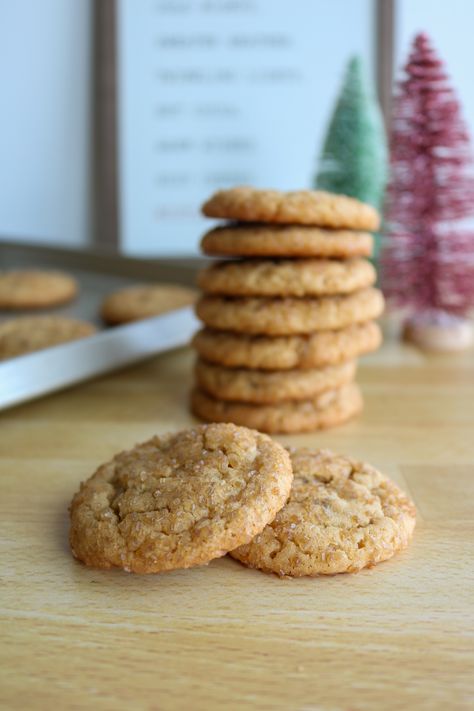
[201, 223, 374, 258]
[201, 187, 380, 230]
[0, 269, 77, 309]
[196, 288, 385, 335]
[0, 316, 96, 360]
[231, 448, 416, 576]
[69, 423, 293, 573]
[100, 284, 197, 324]
[197, 258, 376, 297]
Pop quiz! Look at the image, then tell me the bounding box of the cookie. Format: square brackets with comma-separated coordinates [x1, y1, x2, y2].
[101, 284, 197, 325]
[0, 269, 77, 309]
[195, 358, 356, 403]
[197, 258, 376, 297]
[0, 316, 96, 360]
[191, 382, 363, 434]
[231, 447, 416, 577]
[193, 322, 382, 370]
[195, 288, 384, 335]
[201, 224, 373, 259]
[69, 423, 293, 573]
[202, 187, 380, 230]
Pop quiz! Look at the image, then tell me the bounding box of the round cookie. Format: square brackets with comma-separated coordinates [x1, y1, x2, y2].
[0, 270, 77, 309]
[202, 187, 380, 230]
[201, 224, 373, 259]
[231, 447, 416, 577]
[101, 284, 197, 325]
[191, 382, 363, 434]
[196, 288, 384, 335]
[0, 316, 96, 360]
[193, 322, 382, 370]
[197, 258, 376, 297]
[195, 358, 356, 403]
[69, 423, 293, 573]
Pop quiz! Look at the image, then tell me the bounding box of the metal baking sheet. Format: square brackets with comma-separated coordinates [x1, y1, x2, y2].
[0, 241, 204, 409]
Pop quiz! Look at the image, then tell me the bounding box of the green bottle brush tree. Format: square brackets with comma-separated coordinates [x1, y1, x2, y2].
[315, 56, 388, 255]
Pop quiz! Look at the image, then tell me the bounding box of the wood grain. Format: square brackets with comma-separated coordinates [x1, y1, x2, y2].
[1, 331, 473, 710]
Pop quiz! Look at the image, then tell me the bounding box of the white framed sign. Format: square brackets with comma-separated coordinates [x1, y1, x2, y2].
[117, 0, 374, 255]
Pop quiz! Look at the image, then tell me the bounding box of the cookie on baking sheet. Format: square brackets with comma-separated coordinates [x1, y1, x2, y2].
[0, 316, 96, 360]
[191, 382, 363, 434]
[196, 288, 384, 336]
[231, 448, 416, 577]
[101, 284, 197, 324]
[201, 224, 374, 259]
[197, 258, 376, 297]
[0, 270, 77, 309]
[69, 423, 293, 573]
[195, 358, 356, 403]
[193, 322, 382, 370]
[202, 187, 380, 230]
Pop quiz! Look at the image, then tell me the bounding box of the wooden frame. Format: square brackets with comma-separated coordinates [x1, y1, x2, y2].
[93, 0, 119, 249]
[375, 0, 396, 127]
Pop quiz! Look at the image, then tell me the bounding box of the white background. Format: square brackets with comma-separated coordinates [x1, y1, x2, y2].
[0, 0, 92, 247]
[396, 0, 474, 133]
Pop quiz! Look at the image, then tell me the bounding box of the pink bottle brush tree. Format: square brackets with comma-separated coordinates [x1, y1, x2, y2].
[381, 33, 474, 351]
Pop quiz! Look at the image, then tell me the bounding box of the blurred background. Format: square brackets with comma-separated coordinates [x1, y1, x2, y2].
[1, 0, 473, 256]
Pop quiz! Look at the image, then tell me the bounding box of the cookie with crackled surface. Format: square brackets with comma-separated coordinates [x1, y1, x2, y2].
[195, 358, 356, 403]
[101, 284, 197, 325]
[192, 322, 382, 370]
[201, 224, 373, 258]
[196, 288, 384, 335]
[69, 423, 293, 573]
[197, 258, 376, 297]
[0, 270, 77, 309]
[0, 316, 96, 360]
[202, 187, 380, 230]
[231, 447, 416, 577]
[191, 382, 363, 434]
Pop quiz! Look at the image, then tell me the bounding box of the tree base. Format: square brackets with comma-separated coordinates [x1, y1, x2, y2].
[403, 311, 474, 352]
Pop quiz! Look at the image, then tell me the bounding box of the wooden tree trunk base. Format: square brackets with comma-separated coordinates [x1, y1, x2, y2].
[403, 311, 474, 352]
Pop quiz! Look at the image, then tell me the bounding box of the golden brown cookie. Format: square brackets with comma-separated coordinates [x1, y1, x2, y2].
[195, 358, 356, 403]
[191, 382, 363, 434]
[201, 224, 373, 258]
[202, 187, 380, 230]
[0, 270, 77, 309]
[231, 448, 416, 577]
[101, 284, 197, 325]
[0, 316, 96, 360]
[196, 288, 384, 335]
[69, 423, 293, 573]
[193, 322, 382, 370]
[197, 258, 376, 297]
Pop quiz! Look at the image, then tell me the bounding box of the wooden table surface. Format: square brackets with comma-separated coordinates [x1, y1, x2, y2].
[1, 330, 473, 710]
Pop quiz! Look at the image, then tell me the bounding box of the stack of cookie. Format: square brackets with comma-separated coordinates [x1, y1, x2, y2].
[191, 187, 384, 434]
